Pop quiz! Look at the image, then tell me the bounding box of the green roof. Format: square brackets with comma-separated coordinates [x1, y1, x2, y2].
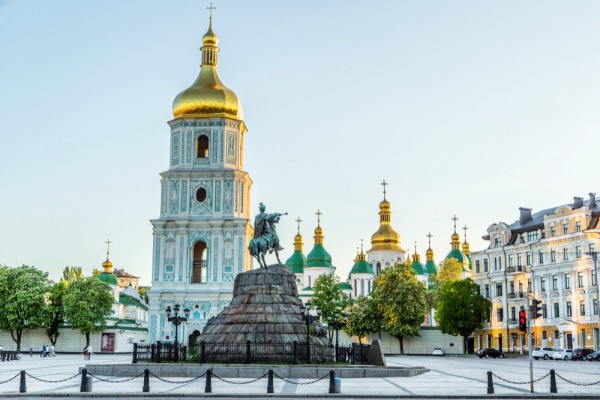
[306, 245, 334, 268]
[425, 260, 438, 275]
[119, 292, 148, 310]
[338, 282, 353, 291]
[446, 249, 471, 271]
[97, 272, 118, 285]
[349, 259, 374, 275]
[411, 261, 425, 275]
[285, 251, 306, 274]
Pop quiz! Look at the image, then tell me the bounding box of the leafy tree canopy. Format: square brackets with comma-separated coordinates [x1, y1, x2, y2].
[310, 273, 349, 323]
[428, 258, 463, 309]
[344, 295, 381, 344]
[61, 266, 84, 283]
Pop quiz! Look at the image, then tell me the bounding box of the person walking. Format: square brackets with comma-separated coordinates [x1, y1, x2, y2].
[29, 345, 33, 357]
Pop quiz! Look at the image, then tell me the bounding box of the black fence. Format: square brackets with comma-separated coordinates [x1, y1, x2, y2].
[133, 341, 370, 365]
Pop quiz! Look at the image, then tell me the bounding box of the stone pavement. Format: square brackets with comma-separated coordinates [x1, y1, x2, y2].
[1, 353, 599, 398]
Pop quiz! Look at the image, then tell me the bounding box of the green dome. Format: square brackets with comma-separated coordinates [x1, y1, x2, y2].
[411, 261, 425, 275]
[425, 260, 438, 275]
[285, 251, 306, 274]
[446, 249, 471, 271]
[338, 282, 353, 291]
[349, 259, 374, 275]
[97, 272, 118, 286]
[306, 245, 334, 268]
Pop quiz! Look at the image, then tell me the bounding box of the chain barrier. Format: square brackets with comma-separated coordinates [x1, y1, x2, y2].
[273, 372, 330, 385]
[212, 371, 268, 385]
[25, 371, 81, 383]
[0, 372, 21, 385]
[491, 371, 550, 385]
[88, 372, 145, 383]
[555, 372, 600, 387]
[148, 370, 207, 384]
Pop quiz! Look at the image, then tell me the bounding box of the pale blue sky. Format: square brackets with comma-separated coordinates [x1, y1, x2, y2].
[1, 1, 599, 285]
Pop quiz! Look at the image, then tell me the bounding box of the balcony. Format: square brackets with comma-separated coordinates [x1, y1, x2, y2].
[507, 266, 524, 274]
[509, 318, 517, 325]
[507, 291, 526, 299]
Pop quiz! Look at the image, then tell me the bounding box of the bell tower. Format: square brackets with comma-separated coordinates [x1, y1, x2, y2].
[148, 11, 253, 345]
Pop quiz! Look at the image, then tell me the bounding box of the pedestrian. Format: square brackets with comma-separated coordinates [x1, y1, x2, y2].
[347, 344, 354, 363]
[50, 345, 55, 357]
[40, 344, 44, 357]
[0, 344, 3, 359]
[42, 344, 47, 358]
[83, 346, 87, 360]
[86, 345, 92, 360]
[29, 345, 33, 357]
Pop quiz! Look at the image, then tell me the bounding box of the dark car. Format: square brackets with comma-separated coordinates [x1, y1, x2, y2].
[477, 348, 504, 358]
[587, 350, 600, 361]
[571, 348, 594, 360]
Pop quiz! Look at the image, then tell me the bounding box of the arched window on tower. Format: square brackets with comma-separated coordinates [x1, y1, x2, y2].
[196, 135, 209, 158]
[191, 241, 207, 283]
[376, 262, 381, 276]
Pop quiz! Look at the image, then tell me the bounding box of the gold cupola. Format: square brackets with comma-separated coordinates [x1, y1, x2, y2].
[172, 15, 243, 120]
[369, 180, 402, 252]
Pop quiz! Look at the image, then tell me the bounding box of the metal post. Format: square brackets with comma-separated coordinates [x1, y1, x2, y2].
[328, 370, 336, 394]
[80, 368, 89, 392]
[267, 369, 274, 393]
[19, 370, 26, 393]
[132, 343, 138, 364]
[205, 369, 212, 393]
[528, 299, 534, 393]
[246, 340, 251, 364]
[200, 341, 206, 363]
[143, 368, 150, 393]
[486, 371, 494, 394]
[293, 341, 298, 365]
[550, 369, 557, 393]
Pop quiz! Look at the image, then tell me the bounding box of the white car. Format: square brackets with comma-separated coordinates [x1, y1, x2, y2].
[432, 348, 445, 356]
[532, 347, 555, 360]
[552, 349, 573, 360]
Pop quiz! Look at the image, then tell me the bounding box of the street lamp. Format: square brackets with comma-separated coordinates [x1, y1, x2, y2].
[328, 312, 347, 362]
[165, 303, 190, 362]
[586, 250, 600, 350]
[299, 301, 321, 364]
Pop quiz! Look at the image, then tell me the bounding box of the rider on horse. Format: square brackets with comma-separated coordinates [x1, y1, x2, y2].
[253, 202, 284, 253]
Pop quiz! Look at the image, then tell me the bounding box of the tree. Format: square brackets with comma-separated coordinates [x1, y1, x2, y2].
[0, 265, 49, 352]
[138, 286, 150, 304]
[373, 263, 427, 354]
[61, 266, 84, 282]
[65, 277, 114, 346]
[435, 278, 491, 353]
[427, 258, 463, 309]
[46, 281, 68, 346]
[310, 273, 349, 323]
[344, 296, 381, 344]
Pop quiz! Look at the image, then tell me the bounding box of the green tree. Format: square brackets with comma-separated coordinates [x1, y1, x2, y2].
[436, 278, 491, 353]
[138, 286, 150, 304]
[0, 265, 49, 352]
[344, 296, 381, 344]
[427, 258, 463, 309]
[373, 263, 427, 354]
[65, 277, 114, 346]
[310, 273, 349, 323]
[46, 281, 68, 346]
[61, 266, 84, 282]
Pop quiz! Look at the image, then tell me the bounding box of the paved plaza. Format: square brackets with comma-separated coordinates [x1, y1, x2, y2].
[0, 352, 599, 398]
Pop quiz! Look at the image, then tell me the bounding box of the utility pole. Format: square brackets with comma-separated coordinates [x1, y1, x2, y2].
[585, 251, 599, 350]
[528, 299, 534, 393]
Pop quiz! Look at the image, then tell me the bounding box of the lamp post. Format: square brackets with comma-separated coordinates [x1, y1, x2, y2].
[586, 250, 600, 350]
[299, 301, 321, 364]
[165, 303, 190, 362]
[329, 312, 347, 362]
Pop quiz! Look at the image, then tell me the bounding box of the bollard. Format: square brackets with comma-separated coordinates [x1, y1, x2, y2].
[205, 369, 212, 393]
[80, 368, 89, 392]
[550, 369, 557, 393]
[487, 371, 494, 394]
[19, 370, 26, 393]
[267, 369, 274, 393]
[334, 376, 342, 393]
[143, 368, 150, 393]
[132, 343, 138, 364]
[328, 370, 336, 394]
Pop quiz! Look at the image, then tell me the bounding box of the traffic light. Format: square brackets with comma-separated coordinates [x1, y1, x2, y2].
[531, 299, 543, 319]
[518, 309, 527, 332]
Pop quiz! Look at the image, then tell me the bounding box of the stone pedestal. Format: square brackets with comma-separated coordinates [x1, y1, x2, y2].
[201, 264, 329, 345]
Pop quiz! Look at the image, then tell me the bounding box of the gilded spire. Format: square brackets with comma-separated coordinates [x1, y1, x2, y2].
[102, 238, 113, 273]
[450, 215, 461, 250]
[313, 209, 324, 245]
[413, 241, 421, 263]
[356, 240, 367, 262]
[426, 232, 434, 262]
[369, 180, 402, 252]
[462, 225, 471, 255]
[293, 216, 304, 252]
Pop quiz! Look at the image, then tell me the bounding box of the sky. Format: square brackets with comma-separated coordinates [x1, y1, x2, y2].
[1, 1, 600, 286]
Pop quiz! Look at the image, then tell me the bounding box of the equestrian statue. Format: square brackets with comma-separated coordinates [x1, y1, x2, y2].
[248, 202, 287, 268]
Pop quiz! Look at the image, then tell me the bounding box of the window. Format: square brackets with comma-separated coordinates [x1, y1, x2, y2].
[494, 237, 502, 248]
[496, 283, 503, 296]
[563, 223, 569, 235]
[590, 243, 596, 253]
[517, 253, 522, 268]
[552, 275, 558, 290]
[593, 271, 597, 286]
[196, 135, 209, 158]
[508, 255, 514, 267]
[475, 260, 480, 273]
[498, 257, 502, 269]
[566, 301, 572, 317]
[527, 279, 532, 293]
[527, 231, 538, 242]
[497, 308, 503, 322]
[594, 299, 598, 315]
[540, 277, 546, 292]
[542, 331, 547, 340]
[551, 226, 556, 237]
[554, 303, 560, 318]
[483, 259, 489, 272]
[519, 234, 525, 243]
[563, 248, 569, 261]
[539, 250, 545, 264]
[578, 272, 584, 288]
[580, 300, 585, 316]
[510, 306, 516, 321]
[576, 221, 581, 232]
[484, 284, 490, 299]
[576, 246, 582, 259]
[195, 187, 207, 203]
[551, 249, 557, 262]
[526, 252, 532, 266]
[494, 258, 498, 270]
[509, 281, 515, 295]
[542, 304, 547, 318]
[564, 273, 570, 289]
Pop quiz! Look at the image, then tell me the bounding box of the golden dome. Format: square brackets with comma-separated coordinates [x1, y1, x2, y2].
[172, 18, 242, 119]
[102, 257, 113, 274]
[368, 185, 402, 252]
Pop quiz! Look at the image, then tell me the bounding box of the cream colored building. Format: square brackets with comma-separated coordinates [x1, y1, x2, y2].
[471, 193, 600, 352]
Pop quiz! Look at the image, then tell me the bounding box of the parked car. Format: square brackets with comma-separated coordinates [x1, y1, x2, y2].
[532, 347, 555, 360]
[571, 348, 594, 361]
[432, 347, 445, 356]
[552, 349, 573, 360]
[477, 348, 504, 358]
[586, 350, 600, 361]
